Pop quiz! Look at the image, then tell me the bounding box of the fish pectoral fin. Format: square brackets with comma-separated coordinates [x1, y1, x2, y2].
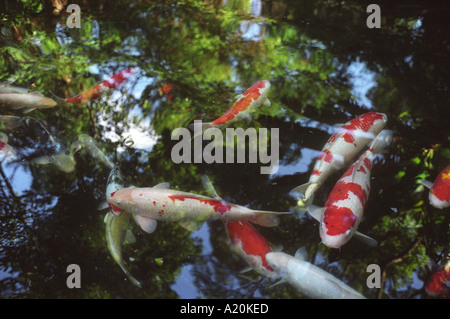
[306, 204, 324, 223]
[33, 155, 52, 165]
[98, 201, 109, 211]
[262, 98, 271, 107]
[234, 112, 252, 124]
[152, 182, 170, 189]
[22, 107, 37, 114]
[354, 231, 378, 247]
[419, 179, 433, 190]
[268, 278, 286, 289]
[239, 266, 253, 274]
[178, 220, 203, 232]
[134, 215, 158, 234]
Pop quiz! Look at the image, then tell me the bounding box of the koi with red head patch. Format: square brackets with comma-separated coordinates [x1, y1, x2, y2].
[226, 220, 279, 279]
[420, 165, 450, 209]
[107, 181, 290, 233]
[64, 68, 137, 104]
[425, 263, 450, 297]
[189, 80, 271, 132]
[290, 112, 387, 209]
[307, 130, 393, 248]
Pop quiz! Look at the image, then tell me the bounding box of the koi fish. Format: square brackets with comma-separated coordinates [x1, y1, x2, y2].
[420, 165, 450, 209]
[189, 80, 271, 132]
[0, 132, 17, 160]
[307, 129, 393, 249]
[33, 137, 83, 173]
[159, 83, 174, 101]
[107, 179, 289, 233]
[0, 89, 57, 113]
[266, 249, 366, 299]
[61, 68, 137, 105]
[290, 112, 387, 208]
[425, 262, 450, 297]
[225, 220, 279, 279]
[103, 166, 142, 287]
[76, 134, 114, 169]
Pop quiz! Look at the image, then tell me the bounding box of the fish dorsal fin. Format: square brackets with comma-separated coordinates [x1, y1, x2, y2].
[294, 247, 308, 261]
[354, 231, 378, 247]
[152, 182, 170, 189]
[307, 204, 324, 222]
[201, 175, 223, 200]
[124, 230, 136, 244]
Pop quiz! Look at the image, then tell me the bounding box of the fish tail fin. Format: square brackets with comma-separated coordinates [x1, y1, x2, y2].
[118, 261, 142, 288]
[369, 129, 393, 154]
[49, 91, 72, 106]
[248, 210, 291, 227]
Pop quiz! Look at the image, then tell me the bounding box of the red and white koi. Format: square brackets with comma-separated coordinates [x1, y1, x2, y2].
[62, 68, 137, 105]
[307, 129, 393, 249]
[425, 262, 450, 297]
[225, 220, 279, 279]
[420, 165, 450, 209]
[0, 132, 17, 160]
[266, 249, 366, 299]
[290, 112, 387, 208]
[107, 181, 289, 233]
[189, 80, 271, 131]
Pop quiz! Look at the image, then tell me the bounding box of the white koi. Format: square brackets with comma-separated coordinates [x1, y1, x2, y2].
[266, 249, 366, 299]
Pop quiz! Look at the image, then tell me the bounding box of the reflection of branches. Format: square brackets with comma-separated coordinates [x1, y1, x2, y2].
[0, 165, 17, 199]
[378, 238, 422, 299]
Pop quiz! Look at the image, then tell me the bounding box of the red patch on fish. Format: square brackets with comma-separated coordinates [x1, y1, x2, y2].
[212, 81, 267, 125]
[226, 220, 274, 272]
[326, 181, 368, 207]
[318, 150, 334, 163]
[426, 267, 450, 297]
[0, 141, 5, 150]
[323, 206, 357, 236]
[339, 112, 385, 144]
[168, 195, 232, 214]
[311, 169, 321, 176]
[431, 166, 450, 201]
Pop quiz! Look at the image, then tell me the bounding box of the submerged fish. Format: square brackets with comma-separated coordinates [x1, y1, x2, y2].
[77, 134, 114, 169]
[307, 130, 393, 249]
[226, 220, 279, 279]
[0, 90, 57, 113]
[102, 166, 142, 287]
[62, 68, 137, 105]
[290, 112, 387, 208]
[425, 262, 450, 297]
[266, 249, 366, 299]
[107, 181, 289, 233]
[0, 132, 17, 160]
[420, 165, 450, 209]
[189, 80, 271, 131]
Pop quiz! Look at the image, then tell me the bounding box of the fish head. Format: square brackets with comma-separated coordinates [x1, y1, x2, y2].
[319, 206, 357, 249]
[107, 188, 134, 215]
[40, 97, 58, 108]
[265, 252, 292, 276]
[367, 112, 388, 133]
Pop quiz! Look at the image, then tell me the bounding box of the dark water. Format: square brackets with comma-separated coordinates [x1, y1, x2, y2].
[0, 0, 449, 299]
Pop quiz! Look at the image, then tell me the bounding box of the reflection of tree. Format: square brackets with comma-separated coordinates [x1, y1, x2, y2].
[0, 0, 448, 298]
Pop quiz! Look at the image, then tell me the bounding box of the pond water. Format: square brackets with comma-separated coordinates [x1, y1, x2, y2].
[0, 0, 449, 299]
